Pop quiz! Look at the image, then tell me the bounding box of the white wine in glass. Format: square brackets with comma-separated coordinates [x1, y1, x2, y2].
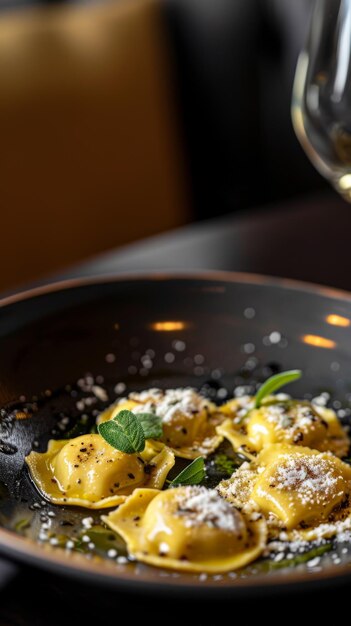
[292, 0, 351, 200]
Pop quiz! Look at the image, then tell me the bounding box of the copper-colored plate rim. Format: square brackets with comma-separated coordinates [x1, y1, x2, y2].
[2, 269, 351, 309]
[1, 269, 351, 594]
[0, 524, 351, 595]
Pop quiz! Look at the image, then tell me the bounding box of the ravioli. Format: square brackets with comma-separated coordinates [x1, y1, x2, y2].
[217, 398, 349, 458]
[102, 486, 267, 573]
[218, 443, 351, 540]
[98, 388, 223, 459]
[25, 434, 174, 509]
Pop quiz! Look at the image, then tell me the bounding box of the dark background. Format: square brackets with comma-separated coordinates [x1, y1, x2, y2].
[0, 0, 330, 292]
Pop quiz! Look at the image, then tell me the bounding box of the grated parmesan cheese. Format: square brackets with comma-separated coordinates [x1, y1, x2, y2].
[175, 486, 243, 532]
[270, 455, 340, 506]
[124, 388, 211, 424]
[263, 402, 318, 436]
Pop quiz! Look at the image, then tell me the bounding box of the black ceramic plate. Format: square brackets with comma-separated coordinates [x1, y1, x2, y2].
[1, 271, 351, 597]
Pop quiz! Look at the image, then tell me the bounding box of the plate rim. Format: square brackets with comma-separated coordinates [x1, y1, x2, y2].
[1, 524, 351, 596]
[2, 269, 351, 310]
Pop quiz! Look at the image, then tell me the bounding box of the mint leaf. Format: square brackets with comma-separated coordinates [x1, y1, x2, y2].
[137, 412, 163, 440]
[169, 457, 205, 487]
[98, 410, 145, 454]
[254, 370, 302, 409]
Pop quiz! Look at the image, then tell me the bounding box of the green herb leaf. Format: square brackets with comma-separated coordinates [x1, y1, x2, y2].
[14, 518, 31, 533]
[137, 412, 163, 440]
[98, 410, 145, 454]
[254, 370, 302, 409]
[169, 457, 205, 487]
[82, 526, 121, 552]
[213, 453, 238, 477]
[260, 543, 332, 571]
[63, 419, 91, 439]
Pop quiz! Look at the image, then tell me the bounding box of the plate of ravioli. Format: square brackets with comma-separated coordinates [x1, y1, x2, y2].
[1, 271, 351, 595]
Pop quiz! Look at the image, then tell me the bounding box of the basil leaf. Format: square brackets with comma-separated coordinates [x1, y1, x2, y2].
[254, 370, 302, 409]
[169, 457, 205, 487]
[137, 412, 163, 440]
[98, 410, 145, 454]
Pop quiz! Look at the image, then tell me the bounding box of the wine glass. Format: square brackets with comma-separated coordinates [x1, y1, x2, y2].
[292, 0, 351, 200]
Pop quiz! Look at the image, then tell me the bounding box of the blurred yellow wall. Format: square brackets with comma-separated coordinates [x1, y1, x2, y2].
[0, 0, 189, 291]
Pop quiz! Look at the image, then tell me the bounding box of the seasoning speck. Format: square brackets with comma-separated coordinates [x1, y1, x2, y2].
[117, 556, 128, 564]
[49, 537, 59, 546]
[307, 557, 321, 568]
[107, 549, 118, 558]
[82, 517, 93, 529]
[105, 353, 116, 363]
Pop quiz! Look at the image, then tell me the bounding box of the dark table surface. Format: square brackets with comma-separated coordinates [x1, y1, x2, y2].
[51, 190, 351, 292]
[1, 190, 351, 623]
